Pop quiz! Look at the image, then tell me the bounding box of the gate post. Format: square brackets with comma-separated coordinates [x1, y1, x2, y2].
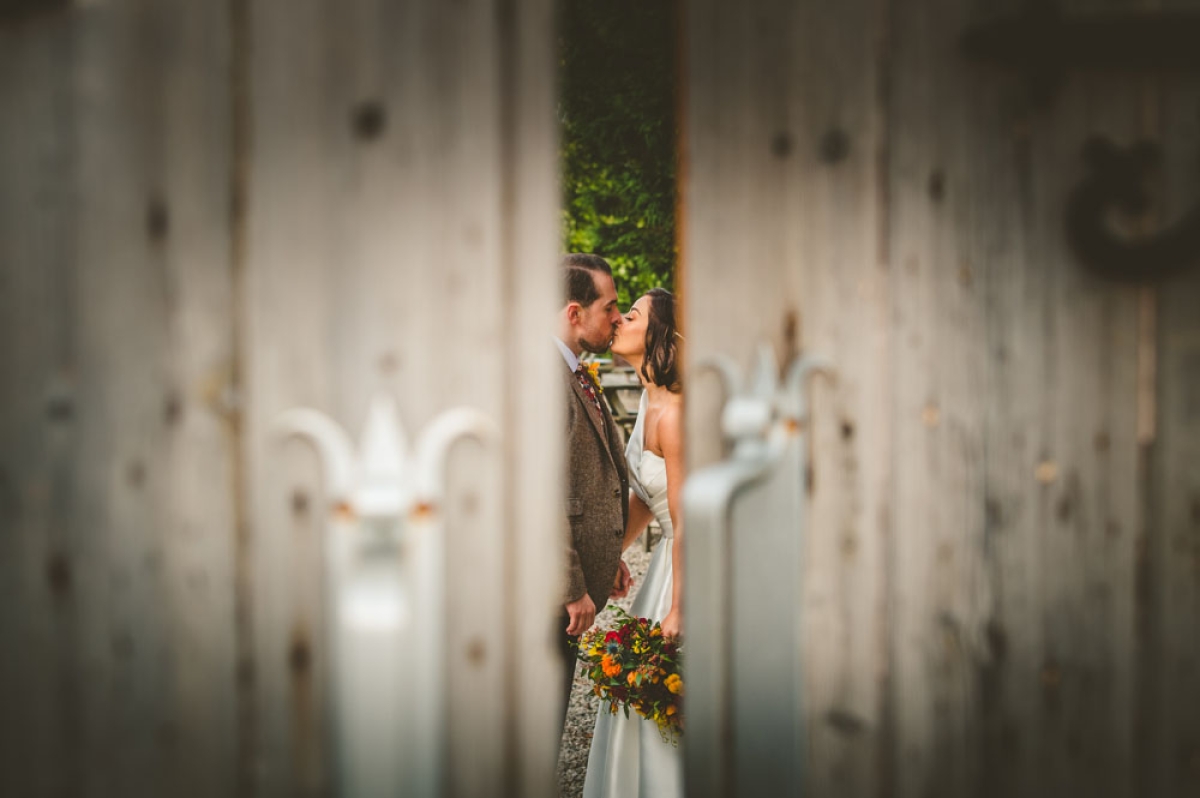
[684, 346, 832, 797]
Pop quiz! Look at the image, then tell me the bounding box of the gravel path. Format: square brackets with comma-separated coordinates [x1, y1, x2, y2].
[556, 530, 658, 798]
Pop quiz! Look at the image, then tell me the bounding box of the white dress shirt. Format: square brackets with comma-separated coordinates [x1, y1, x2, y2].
[554, 336, 581, 372]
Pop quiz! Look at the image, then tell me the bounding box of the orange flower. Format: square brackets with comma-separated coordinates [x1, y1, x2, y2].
[601, 654, 622, 678]
[665, 673, 683, 695]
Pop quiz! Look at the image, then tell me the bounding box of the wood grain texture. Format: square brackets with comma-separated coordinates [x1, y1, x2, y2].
[0, 2, 239, 797]
[0, 11, 79, 798]
[1141, 0, 1200, 788]
[684, 0, 1198, 796]
[242, 2, 559, 797]
[495, 2, 563, 796]
[685, 1, 893, 796]
[1, 1, 559, 796]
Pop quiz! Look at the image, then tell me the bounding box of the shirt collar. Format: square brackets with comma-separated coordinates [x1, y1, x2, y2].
[553, 336, 581, 372]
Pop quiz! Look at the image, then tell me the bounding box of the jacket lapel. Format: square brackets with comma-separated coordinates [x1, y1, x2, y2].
[605, 409, 628, 485]
[566, 366, 620, 469]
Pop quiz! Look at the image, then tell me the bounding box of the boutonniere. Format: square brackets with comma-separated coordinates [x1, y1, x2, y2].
[582, 360, 604, 394]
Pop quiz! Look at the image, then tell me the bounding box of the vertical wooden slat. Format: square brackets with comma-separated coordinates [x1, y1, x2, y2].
[977, 3, 1143, 797]
[886, 4, 993, 796]
[154, 1, 239, 795]
[243, 2, 559, 797]
[1142, 0, 1200, 786]
[1147, 263, 1200, 797]
[972, 4, 1056, 794]
[0, 11, 77, 798]
[243, 0, 354, 792]
[686, 1, 895, 795]
[0, 2, 239, 796]
[72, 2, 239, 795]
[684, 0, 793, 463]
[70, 6, 166, 791]
[785, 2, 892, 798]
[683, 6, 800, 794]
[498, 1, 563, 795]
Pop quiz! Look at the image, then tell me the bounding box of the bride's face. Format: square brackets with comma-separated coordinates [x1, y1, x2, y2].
[611, 295, 651, 359]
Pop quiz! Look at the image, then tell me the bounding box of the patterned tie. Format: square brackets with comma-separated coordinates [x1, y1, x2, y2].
[575, 364, 604, 414]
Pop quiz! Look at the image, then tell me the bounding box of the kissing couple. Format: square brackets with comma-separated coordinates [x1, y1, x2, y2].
[555, 253, 684, 797]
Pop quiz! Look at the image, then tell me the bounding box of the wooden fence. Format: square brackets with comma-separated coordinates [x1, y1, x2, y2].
[0, 2, 559, 797]
[683, 0, 1200, 796]
[3, 1, 1199, 797]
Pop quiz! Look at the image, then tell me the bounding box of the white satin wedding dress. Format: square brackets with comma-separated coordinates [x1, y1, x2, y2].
[582, 391, 683, 798]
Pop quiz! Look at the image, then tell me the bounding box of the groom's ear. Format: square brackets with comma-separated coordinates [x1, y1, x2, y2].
[565, 301, 582, 325]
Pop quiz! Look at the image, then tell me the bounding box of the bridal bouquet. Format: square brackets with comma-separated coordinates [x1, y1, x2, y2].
[577, 607, 683, 742]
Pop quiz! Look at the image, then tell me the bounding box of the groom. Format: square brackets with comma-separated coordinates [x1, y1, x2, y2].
[555, 253, 631, 726]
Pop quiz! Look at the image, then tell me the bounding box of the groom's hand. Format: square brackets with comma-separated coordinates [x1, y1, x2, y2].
[565, 593, 596, 636]
[610, 560, 632, 599]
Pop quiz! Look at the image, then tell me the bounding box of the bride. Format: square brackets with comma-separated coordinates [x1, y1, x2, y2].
[583, 287, 684, 798]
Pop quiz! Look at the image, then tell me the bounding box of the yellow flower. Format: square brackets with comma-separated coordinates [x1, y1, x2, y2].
[582, 360, 604, 393]
[650, 627, 662, 638]
[665, 674, 683, 695]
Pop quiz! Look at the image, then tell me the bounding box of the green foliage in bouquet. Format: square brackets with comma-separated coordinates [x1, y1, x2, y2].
[577, 607, 683, 743]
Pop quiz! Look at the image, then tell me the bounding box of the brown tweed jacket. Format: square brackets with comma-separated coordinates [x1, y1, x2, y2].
[563, 363, 630, 610]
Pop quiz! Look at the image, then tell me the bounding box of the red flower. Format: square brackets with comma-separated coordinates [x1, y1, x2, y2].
[604, 631, 622, 644]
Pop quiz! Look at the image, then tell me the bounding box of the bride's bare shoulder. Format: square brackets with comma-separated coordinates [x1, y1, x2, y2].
[653, 400, 683, 457]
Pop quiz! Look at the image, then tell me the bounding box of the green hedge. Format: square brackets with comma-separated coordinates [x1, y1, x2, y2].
[559, 0, 678, 308]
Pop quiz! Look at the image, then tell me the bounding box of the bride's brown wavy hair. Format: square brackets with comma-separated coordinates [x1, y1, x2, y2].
[642, 288, 681, 393]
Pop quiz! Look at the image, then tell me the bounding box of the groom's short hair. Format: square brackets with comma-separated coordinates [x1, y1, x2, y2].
[561, 253, 613, 306]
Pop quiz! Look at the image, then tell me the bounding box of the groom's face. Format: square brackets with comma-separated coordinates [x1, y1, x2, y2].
[576, 271, 621, 354]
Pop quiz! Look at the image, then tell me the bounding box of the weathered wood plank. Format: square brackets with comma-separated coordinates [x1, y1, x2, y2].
[1146, 267, 1200, 797]
[151, 1, 240, 795]
[976, 3, 1145, 797]
[683, 3, 807, 795]
[243, 2, 559, 797]
[686, 2, 1181, 798]
[243, 0, 355, 793]
[782, 3, 892, 798]
[1141, 2, 1200, 787]
[685, 2, 894, 796]
[69, 3, 239, 796]
[885, 4, 994, 796]
[0, 11, 78, 798]
[1, 3, 242, 797]
[684, 0, 797, 467]
[496, 2, 562, 796]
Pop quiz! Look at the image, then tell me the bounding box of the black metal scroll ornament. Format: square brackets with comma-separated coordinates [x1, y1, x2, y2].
[963, 3, 1200, 281]
[1066, 139, 1200, 283]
